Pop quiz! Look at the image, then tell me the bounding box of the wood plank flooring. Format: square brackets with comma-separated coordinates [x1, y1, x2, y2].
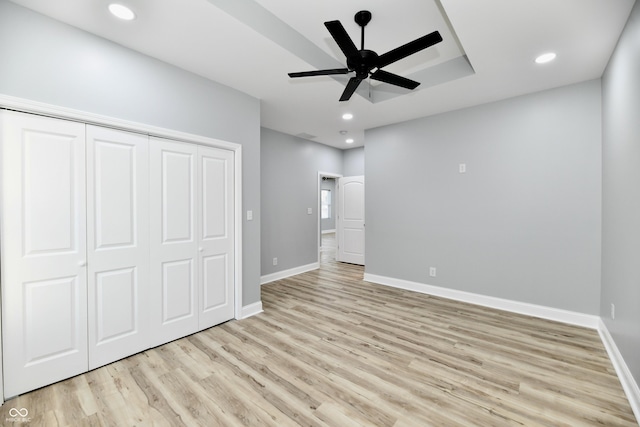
[2, 249, 637, 425]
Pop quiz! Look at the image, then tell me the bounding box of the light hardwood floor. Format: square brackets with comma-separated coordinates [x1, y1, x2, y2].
[1, 245, 637, 426]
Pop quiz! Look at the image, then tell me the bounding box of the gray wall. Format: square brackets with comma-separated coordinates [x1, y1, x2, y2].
[343, 146, 365, 176]
[0, 0, 262, 306]
[261, 128, 342, 275]
[321, 178, 336, 232]
[365, 80, 602, 314]
[601, 0, 640, 387]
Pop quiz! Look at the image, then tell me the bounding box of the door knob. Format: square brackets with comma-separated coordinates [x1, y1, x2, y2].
[199, 247, 204, 252]
[78, 260, 87, 267]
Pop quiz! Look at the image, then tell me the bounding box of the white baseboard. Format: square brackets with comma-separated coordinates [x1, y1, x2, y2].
[598, 319, 640, 423]
[363, 273, 600, 329]
[239, 301, 263, 319]
[261, 262, 319, 285]
[322, 229, 336, 234]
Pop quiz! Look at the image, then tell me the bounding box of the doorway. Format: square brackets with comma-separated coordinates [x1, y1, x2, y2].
[317, 172, 366, 266]
[318, 171, 342, 265]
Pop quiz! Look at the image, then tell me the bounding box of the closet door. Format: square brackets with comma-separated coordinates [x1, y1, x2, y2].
[86, 126, 150, 369]
[198, 145, 235, 329]
[1, 111, 88, 397]
[149, 138, 198, 346]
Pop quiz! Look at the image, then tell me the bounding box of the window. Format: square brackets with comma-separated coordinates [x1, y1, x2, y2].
[321, 189, 331, 219]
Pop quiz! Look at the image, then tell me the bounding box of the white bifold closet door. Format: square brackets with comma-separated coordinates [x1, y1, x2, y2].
[1, 111, 88, 397]
[86, 125, 150, 370]
[2, 111, 236, 397]
[149, 138, 199, 346]
[149, 138, 234, 346]
[197, 143, 235, 329]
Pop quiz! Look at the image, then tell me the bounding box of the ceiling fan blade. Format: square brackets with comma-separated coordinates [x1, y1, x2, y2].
[339, 77, 363, 101]
[325, 20, 360, 61]
[370, 69, 420, 90]
[289, 68, 350, 78]
[377, 31, 443, 68]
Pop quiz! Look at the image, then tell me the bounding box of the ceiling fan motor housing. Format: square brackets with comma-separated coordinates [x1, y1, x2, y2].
[348, 50, 379, 78]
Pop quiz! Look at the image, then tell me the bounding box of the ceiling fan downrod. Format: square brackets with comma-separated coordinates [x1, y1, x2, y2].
[354, 10, 372, 50]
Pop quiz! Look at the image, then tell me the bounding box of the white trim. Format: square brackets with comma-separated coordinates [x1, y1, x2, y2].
[598, 319, 640, 423]
[261, 262, 319, 285]
[322, 229, 336, 234]
[363, 273, 600, 329]
[0, 95, 246, 333]
[233, 145, 244, 320]
[240, 301, 263, 319]
[0, 95, 241, 151]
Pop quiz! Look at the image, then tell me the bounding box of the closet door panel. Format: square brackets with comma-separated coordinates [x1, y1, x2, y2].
[23, 136, 76, 254]
[24, 277, 80, 361]
[162, 259, 195, 321]
[150, 138, 198, 346]
[1, 111, 88, 398]
[87, 125, 150, 369]
[162, 150, 194, 242]
[198, 145, 235, 329]
[94, 267, 137, 341]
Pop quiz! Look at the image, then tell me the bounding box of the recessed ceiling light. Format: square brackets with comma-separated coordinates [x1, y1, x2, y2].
[535, 52, 556, 64]
[108, 3, 136, 20]
[346, 138, 354, 144]
[342, 113, 353, 120]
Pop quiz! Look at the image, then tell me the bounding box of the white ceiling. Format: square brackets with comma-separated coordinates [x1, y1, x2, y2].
[9, 0, 635, 149]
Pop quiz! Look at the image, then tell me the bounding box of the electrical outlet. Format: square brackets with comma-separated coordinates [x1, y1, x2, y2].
[429, 267, 436, 277]
[459, 163, 466, 174]
[611, 303, 615, 320]
[273, 257, 278, 266]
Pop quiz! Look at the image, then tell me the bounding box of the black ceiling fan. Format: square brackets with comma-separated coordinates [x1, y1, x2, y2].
[288, 10, 443, 102]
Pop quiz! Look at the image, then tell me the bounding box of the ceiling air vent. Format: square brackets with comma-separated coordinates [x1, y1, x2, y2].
[296, 132, 317, 140]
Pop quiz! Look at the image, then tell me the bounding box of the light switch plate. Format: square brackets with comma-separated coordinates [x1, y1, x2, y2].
[247, 210, 253, 221]
[307, 207, 312, 215]
[459, 163, 466, 174]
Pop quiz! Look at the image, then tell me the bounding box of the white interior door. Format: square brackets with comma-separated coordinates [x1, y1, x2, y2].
[337, 176, 365, 265]
[149, 138, 199, 347]
[1, 111, 88, 397]
[86, 125, 150, 369]
[198, 145, 235, 329]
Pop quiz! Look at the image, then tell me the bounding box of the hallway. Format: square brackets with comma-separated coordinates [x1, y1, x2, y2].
[320, 232, 336, 265]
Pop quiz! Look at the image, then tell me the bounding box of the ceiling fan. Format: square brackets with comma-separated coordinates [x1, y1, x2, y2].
[288, 10, 443, 102]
